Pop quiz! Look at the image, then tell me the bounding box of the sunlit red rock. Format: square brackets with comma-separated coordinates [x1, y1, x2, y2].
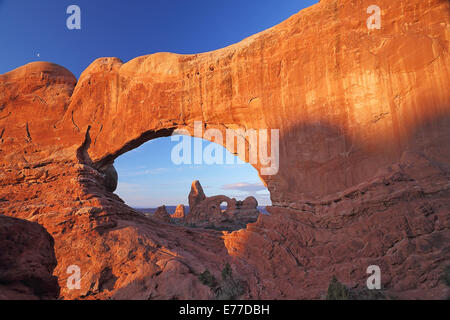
[173, 204, 186, 220]
[0, 0, 449, 299]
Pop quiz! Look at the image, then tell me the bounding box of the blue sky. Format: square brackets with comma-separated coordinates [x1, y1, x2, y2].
[115, 137, 272, 207]
[0, 0, 318, 207]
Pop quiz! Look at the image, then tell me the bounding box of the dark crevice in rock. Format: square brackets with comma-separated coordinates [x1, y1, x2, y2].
[25, 122, 32, 143]
[71, 110, 80, 132]
[76, 125, 92, 164]
[93, 124, 103, 146]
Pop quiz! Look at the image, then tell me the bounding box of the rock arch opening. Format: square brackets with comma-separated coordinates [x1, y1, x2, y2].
[113, 135, 271, 231]
[220, 201, 228, 212]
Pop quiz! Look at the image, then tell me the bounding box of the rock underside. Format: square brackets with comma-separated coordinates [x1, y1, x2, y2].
[0, 0, 449, 300]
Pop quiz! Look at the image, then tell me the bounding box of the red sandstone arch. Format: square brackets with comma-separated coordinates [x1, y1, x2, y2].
[56, 0, 450, 207]
[0, 0, 449, 300]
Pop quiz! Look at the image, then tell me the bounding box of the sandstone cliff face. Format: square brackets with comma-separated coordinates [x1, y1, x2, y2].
[0, 0, 449, 299]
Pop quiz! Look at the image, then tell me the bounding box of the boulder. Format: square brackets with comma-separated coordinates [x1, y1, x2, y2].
[104, 164, 118, 192]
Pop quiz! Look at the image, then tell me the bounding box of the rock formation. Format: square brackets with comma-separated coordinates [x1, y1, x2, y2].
[189, 181, 206, 210]
[0, 215, 59, 300]
[152, 205, 171, 223]
[173, 204, 186, 220]
[0, 0, 449, 299]
[104, 165, 118, 192]
[229, 197, 261, 227]
[186, 181, 260, 230]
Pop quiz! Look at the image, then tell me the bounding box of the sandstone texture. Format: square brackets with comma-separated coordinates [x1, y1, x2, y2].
[0, 0, 449, 299]
[0, 215, 59, 299]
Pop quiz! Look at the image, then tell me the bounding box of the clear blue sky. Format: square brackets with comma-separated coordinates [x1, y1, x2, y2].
[0, 0, 317, 207]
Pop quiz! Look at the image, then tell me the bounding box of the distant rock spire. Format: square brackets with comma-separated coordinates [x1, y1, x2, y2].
[152, 205, 171, 223]
[188, 180, 206, 212]
[173, 204, 186, 219]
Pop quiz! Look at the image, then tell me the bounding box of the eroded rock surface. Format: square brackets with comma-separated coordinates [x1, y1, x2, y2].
[0, 215, 59, 300]
[225, 152, 450, 299]
[0, 0, 449, 299]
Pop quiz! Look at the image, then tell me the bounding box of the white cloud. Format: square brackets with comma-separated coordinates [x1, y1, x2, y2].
[221, 182, 268, 194]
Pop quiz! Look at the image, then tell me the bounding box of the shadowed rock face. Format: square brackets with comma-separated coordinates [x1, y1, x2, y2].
[104, 165, 118, 192]
[0, 0, 449, 299]
[0, 216, 59, 300]
[152, 205, 171, 223]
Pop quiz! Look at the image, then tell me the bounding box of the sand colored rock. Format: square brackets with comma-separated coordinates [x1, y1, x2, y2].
[0, 0, 449, 299]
